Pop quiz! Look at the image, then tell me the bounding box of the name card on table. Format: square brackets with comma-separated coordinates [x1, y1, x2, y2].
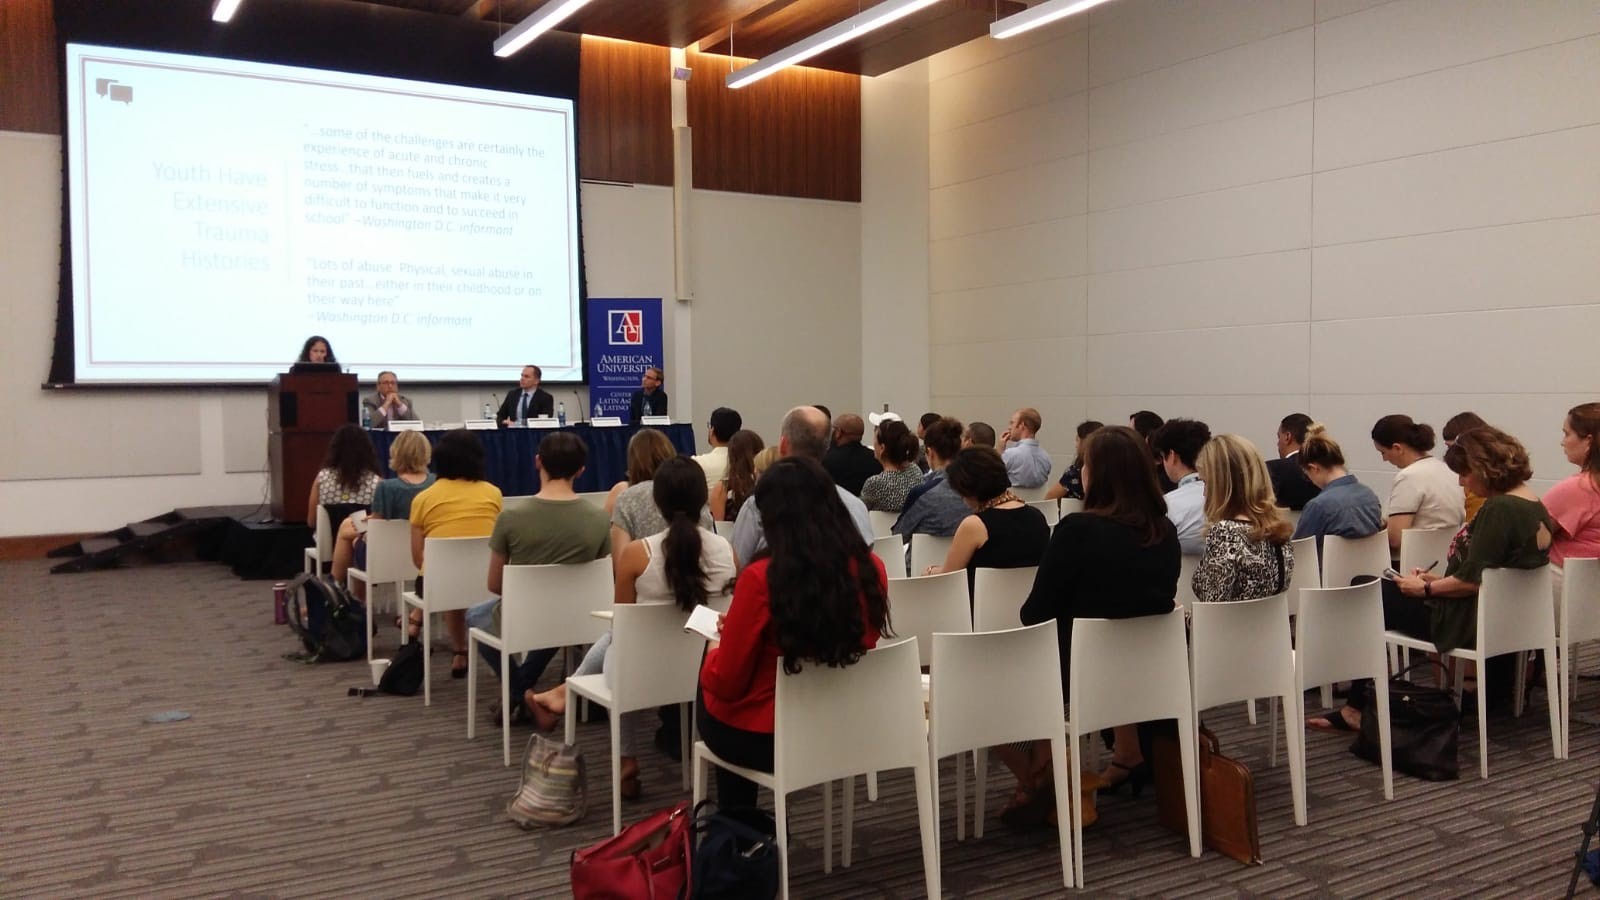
[387, 420, 424, 432]
[641, 415, 672, 426]
[591, 417, 624, 427]
[526, 416, 560, 429]
[464, 419, 496, 430]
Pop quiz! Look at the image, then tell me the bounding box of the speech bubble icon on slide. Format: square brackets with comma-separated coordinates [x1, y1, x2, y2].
[95, 78, 116, 97]
[109, 83, 133, 104]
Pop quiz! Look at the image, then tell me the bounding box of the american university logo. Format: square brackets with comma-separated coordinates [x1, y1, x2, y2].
[608, 310, 644, 345]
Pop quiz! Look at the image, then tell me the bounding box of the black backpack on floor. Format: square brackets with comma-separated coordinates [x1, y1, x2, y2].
[285, 573, 367, 663]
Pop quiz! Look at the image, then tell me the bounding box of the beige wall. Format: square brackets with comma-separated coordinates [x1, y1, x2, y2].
[908, 0, 1600, 497]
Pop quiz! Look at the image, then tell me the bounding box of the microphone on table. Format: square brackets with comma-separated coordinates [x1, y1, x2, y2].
[571, 389, 585, 423]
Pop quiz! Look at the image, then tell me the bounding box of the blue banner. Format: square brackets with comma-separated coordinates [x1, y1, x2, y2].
[586, 298, 663, 420]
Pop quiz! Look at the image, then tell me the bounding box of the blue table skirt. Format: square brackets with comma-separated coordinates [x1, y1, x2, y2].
[368, 423, 698, 496]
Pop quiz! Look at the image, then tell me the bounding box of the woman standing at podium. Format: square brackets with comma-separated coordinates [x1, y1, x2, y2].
[298, 335, 337, 364]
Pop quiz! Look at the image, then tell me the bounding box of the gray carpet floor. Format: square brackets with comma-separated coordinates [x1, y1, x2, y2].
[3, 557, 1595, 898]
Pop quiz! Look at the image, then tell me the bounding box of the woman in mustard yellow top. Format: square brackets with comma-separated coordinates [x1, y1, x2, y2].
[408, 430, 503, 678]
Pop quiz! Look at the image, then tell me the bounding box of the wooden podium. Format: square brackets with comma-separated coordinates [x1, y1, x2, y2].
[269, 371, 358, 523]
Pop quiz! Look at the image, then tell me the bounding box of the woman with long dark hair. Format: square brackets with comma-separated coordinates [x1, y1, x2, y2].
[306, 424, 381, 528]
[860, 419, 924, 512]
[710, 429, 764, 522]
[297, 335, 336, 363]
[529, 456, 736, 799]
[698, 456, 891, 812]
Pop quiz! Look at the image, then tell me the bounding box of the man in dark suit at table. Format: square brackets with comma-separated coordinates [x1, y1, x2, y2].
[497, 365, 554, 427]
[628, 366, 668, 424]
[1267, 412, 1321, 510]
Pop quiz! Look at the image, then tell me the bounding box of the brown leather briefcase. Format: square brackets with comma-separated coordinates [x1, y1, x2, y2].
[1151, 725, 1262, 865]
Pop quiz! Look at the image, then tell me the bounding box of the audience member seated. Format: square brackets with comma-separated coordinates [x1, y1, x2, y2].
[1046, 420, 1103, 502]
[963, 421, 996, 449]
[1130, 410, 1178, 492]
[1191, 435, 1295, 603]
[307, 423, 381, 529]
[822, 413, 882, 496]
[699, 456, 890, 815]
[693, 407, 742, 488]
[892, 417, 971, 539]
[860, 419, 924, 512]
[1444, 411, 1490, 522]
[1149, 418, 1211, 555]
[1289, 424, 1382, 555]
[1000, 407, 1052, 489]
[408, 429, 504, 678]
[1372, 414, 1465, 557]
[362, 370, 420, 430]
[753, 446, 780, 477]
[331, 430, 436, 598]
[915, 412, 941, 472]
[527, 457, 735, 795]
[1266, 412, 1320, 511]
[1311, 426, 1551, 732]
[1007, 426, 1179, 816]
[613, 436, 714, 558]
[924, 447, 1050, 595]
[1544, 403, 1600, 601]
[604, 428, 678, 517]
[732, 407, 874, 568]
[463, 431, 610, 725]
[710, 430, 765, 522]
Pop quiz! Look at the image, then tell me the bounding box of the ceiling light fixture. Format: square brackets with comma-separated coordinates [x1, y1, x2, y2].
[726, 0, 943, 89]
[493, 0, 595, 58]
[989, 0, 1115, 40]
[211, 0, 244, 23]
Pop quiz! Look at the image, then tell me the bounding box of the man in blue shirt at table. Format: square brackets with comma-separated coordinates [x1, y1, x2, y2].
[1000, 407, 1052, 488]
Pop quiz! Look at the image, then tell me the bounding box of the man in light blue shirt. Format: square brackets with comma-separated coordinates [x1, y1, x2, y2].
[732, 406, 873, 569]
[1151, 418, 1212, 555]
[1000, 407, 1052, 488]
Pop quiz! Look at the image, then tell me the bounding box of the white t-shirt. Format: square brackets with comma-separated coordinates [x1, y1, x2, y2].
[692, 446, 729, 488]
[1387, 456, 1465, 533]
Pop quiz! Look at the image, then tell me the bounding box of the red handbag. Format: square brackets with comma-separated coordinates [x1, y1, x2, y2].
[570, 800, 693, 899]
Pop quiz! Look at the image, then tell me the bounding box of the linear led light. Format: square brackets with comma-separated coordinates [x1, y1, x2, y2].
[211, 0, 244, 23]
[727, 0, 943, 89]
[989, 0, 1115, 39]
[493, 0, 595, 58]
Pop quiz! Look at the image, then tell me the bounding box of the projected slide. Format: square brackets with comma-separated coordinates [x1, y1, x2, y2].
[64, 43, 581, 384]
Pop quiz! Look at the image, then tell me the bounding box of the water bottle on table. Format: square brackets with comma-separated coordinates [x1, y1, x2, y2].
[557, 402, 567, 426]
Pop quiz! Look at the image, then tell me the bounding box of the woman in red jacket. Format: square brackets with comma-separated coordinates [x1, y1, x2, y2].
[698, 456, 891, 813]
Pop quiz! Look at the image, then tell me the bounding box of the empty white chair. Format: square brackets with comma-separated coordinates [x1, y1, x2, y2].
[566, 602, 706, 834]
[1399, 527, 1454, 579]
[712, 519, 736, 539]
[886, 571, 971, 666]
[347, 519, 418, 662]
[1322, 532, 1389, 589]
[400, 536, 491, 706]
[1559, 558, 1600, 758]
[1058, 498, 1084, 517]
[1384, 567, 1561, 777]
[1283, 536, 1327, 706]
[1295, 582, 1393, 808]
[928, 623, 1073, 888]
[871, 534, 907, 577]
[1173, 554, 1201, 610]
[1069, 610, 1200, 884]
[1188, 592, 1306, 826]
[972, 566, 1037, 633]
[303, 504, 334, 575]
[909, 533, 954, 576]
[1026, 499, 1061, 527]
[1010, 484, 1050, 503]
[467, 558, 611, 765]
[692, 639, 941, 900]
[868, 509, 898, 540]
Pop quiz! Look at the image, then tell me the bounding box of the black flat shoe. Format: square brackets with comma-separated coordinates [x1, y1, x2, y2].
[450, 652, 469, 679]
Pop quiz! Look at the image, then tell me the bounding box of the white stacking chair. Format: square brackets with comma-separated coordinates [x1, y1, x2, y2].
[1277, 507, 1302, 530]
[1069, 610, 1200, 884]
[1026, 499, 1061, 527]
[501, 494, 536, 511]
[712, 519, 736, 539]
[1385, 567, 1561, 778]
[886, 571, 971, 666]
[1399, 527, 1455, 580]
[692, 639, 941, 900]
[578, 491, 612, 507]
[1189, 592, 1307, 826]
[565, 602, 706, 834]
[928, 623, 1073, 888]
[303, 504, 335, 575]
[466, 558, 611, 765]
[1558, 558, 1600, 759]
[909, 533, 954, 576]
[1295, 582, 1393, 808]
[1322, 532, 1390, 589]
[400, 536, 491, 706]
[347, 519, 418, 662]
[1174, 554, 1201, 610]
[972, 566, 1037, 633]
[1058, 498, 1084, 516]
[1010, 484, 1050, 502]
[871, 534, 907, 577]
[1283, 536, 1324, 704]
[868, 509, 898, 540]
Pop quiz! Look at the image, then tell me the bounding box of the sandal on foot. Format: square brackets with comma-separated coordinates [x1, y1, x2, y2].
[1000, 782, 1055, 830]
[450, 652, 468, 679]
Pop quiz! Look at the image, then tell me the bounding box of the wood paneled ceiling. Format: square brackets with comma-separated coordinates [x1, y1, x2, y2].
[348, 0, 1026, 77]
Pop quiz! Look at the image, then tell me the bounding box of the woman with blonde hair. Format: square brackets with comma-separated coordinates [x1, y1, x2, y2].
[753, 446, 781, 477]
[331, 430, 436, 597]
[1192, 434, 1295, 603]
[1290, 424, 1383, 554]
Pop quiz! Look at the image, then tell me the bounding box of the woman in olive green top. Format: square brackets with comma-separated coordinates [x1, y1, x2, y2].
[1310, 425, 1550, 732]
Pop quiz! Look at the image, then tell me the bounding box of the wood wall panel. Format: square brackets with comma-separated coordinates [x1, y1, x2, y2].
[686, 47, 860, 202]
[0, 0, 61, 134]
[578, 36, 674, 185]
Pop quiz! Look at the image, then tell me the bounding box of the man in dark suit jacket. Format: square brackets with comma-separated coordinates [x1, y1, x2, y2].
[1267, 412, 1321, 510]
[822, 413, 882, 496]
[497, 365, 554, 426]
[627, 366, 668, 424]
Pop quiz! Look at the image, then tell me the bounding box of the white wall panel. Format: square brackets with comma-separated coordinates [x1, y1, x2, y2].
[1088, 251, 1310, 335]
[930, 216, 1088, 293]
[1315, 0, 1392, 22]
[931, 278, 1086, 346]
[1089, 176, 1310, 273]
[930, 94, 1088, 188]
[931, 336, 1086, 399]
[1087, 324, 1310, 397]
[929, 31, 1087, 134]
[1089, 0, 1312, 88]
[931, 155, 1087, 240]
